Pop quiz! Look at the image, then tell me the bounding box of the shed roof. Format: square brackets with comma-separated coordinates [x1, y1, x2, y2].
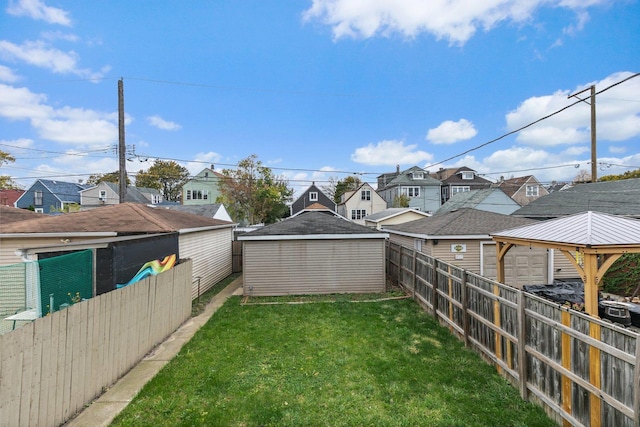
[239, 211, 386, 240]
[491, 211, 640, 246]
[0, 202, 233, 234]
[384, 208, 535, 237]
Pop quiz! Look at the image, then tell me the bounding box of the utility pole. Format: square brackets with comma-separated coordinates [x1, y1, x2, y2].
[118, 78, 127, 202]
[568, 85, 597, 182]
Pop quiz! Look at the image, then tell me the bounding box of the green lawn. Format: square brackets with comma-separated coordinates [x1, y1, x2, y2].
[112, 293, 555, 427]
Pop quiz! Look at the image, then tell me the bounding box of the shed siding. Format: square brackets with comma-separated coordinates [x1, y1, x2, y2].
[179, 227, 233, 299]
[432, 239, 482, 273]
[0, 237, 77, 266]
[243, 239, 385, 296]
[552, 249, 581, 280]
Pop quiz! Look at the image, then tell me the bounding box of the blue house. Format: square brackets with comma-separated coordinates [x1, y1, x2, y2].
[15, 179, 89, 214]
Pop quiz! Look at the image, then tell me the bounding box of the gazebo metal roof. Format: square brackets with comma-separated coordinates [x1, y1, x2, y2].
[491, 211, 640, 316]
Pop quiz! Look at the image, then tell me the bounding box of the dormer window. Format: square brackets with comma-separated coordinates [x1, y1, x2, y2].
[412, 171, 424, 180]
[309, 192, 318, 201]
[461, 171, 474, 180]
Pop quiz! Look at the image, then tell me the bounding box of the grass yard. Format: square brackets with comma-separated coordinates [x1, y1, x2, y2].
[112, 293, 555, 427]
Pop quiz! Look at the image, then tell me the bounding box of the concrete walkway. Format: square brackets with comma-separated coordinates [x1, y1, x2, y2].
[64, 276, 243, 427]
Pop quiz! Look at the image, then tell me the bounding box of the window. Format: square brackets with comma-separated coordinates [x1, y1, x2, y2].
[361, 190, 371, 200]
[401, 187, 420, 198]
[186, 190, 192, 200]
[351, 209, 367, 220]
[526, 185, 539, 197]
[34, 190, 43, 206]
[34, 208, 43, 213]
[452, 185, 470, 195]
[98, 190, 107, 201]
[412, 171, 424, 180]
[309, 192, 318, 201]
[461, 171, 474, 180]
[414, 239, 423, 252]
[193, 190, 204, 200]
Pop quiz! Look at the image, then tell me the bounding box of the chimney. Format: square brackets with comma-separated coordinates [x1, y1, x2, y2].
[396, 164, 400, 174]
[211, 164, 215, 170]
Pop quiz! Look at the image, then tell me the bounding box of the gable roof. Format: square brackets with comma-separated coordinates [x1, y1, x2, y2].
[239, 210, 386, 240]
[435, 188, 518, 215]
[0, 206, 42, 224]
[512, 178, 640, 218]
[83, 182, 152, 204]
[382, 166, 441, 188]
[491, 211, 640, 247]
[383, 208, 535, 238]
[0, 203, 233, 234]
[364, 207, 430, 223]
[290, 183, 336, 212]
[19, 179, 89, 204]
[439, 167, 492, 185]
[494, 175, 537, 197]
[338, 182, 381, 205]
[163, 203, 227, 217]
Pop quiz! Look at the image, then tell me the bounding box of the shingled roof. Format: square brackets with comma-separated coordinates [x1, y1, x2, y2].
[239, 211, 386, 240]
[0, 205, 42, 224]
[0, 203, 233, 234]
[383, 208, 535, 237]
[512, 178, 640, 218]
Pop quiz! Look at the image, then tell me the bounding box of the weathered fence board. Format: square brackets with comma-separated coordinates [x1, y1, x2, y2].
[0, 260, 193, 427]
[386, 241, 639, 427]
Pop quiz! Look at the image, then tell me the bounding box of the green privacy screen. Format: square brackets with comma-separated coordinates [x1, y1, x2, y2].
[39, 249, 93, 314]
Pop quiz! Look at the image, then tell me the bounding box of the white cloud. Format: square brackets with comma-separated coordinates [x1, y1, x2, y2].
[41, 30, 80, 42]
[185, 151, 222, 175]
[426, 119, 477, 144]
[0, 83, 118, 145]
[0, 40, 109, 79]
[608, 146, 626, 154]
[147, 115, 182, 131]
[303, 0, 606, 44]
[506, 71, 640, 147]
[7, 0, 71, 26]
[0, 65, 20, 83]
[351, 139, 433, 166]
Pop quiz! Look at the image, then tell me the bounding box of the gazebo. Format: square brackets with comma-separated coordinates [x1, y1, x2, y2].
[491, 211, 640, 317]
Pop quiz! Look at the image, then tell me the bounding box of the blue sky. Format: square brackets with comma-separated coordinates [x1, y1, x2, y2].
[1, 0, 639, 196]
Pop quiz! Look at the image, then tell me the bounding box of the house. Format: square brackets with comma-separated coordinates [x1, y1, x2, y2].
[512, 178, 640, 220]
[0, 203, 234, 296]
[433, 166, 493, 204]
[493, 175, 549, 206]
[363, 207, 430, 230]
[181, 166, 224, 206]
[238, 210, 388, 296]
[0, 189, 24, 207]
[290, 183, 336, 216]
[376, 166, 442, 213]
[0, 205, 41, 224]
[546, 181, 572, 193]
[383, 208, 550, 287]
[435, 188, 521, 215]
[337, 182, 387, 224]
[15, 179, 89, 213]
[162, 203, 233, 222]
[79, 182, 160, 208]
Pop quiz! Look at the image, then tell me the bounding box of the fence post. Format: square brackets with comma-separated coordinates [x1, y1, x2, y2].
[517, 290, 528, 400]
[634, 336, 640, 427]
[461, 269, 469, 347]
[412, 249, 417, 300]
[588, 321, 602, 427]
[561, 310, 572, 426]
[432, 260, 439, 317]
[493, 283, 502, 374]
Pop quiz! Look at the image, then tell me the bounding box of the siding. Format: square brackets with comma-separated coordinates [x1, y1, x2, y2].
[552, 249, 582, 280]
[481, 242, 549, 287]
[179, 227, 233, 299]
[0, 237, 76, 266]
[243, 239, 385, 296]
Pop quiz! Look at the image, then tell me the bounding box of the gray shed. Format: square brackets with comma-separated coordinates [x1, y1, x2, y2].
[238, 211, 388, 296]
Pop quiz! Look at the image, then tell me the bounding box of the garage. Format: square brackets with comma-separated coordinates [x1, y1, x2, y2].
[239, 211, 388, 296]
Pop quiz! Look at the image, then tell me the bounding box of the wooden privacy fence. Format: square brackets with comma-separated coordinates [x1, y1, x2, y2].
[386, 242, 639, 427]
[0, 259, 193, 427]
